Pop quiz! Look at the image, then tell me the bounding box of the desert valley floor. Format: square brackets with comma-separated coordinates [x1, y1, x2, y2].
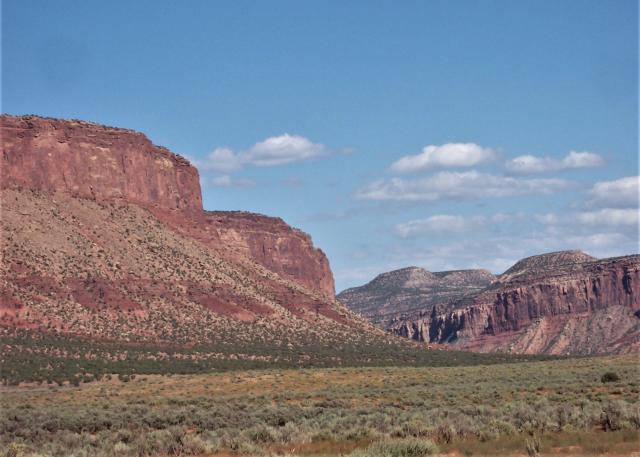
[2, 354, 639, 457]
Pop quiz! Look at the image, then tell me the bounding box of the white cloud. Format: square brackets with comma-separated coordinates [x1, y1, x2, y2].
[337, 206, 638, 290]
[207, 175, 255, 188]
[536, 208, 638, 229]
[384, 227, 635, 277]
[355, 171, 571, 202]
[587, 176, 639, 207]
[535, 213, 560, 225]
[390, 143, 496, 173]
[395, 215, 470, 237]
[199, 134, 329, 172]
[564, 232, 628, 249]
[575, 208, 638, 226]
[505, 150, 604, 174]
[203, 148, 244, 173]
[562, 151, 604, 168]
[244, 134, 327, 166]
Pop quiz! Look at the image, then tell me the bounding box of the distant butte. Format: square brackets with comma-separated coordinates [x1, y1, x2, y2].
[339, 251, 640, 355]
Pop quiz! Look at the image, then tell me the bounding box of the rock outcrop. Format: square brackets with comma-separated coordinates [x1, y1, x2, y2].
[424, 253, 640, 354]
[338, 267, 494, 326]
[1, 115, 203, 213]
[1, 114, 334, 298]
[341, 251, 640, 355]
[0, 114, 376, 349]
[204, 211, 335, 298]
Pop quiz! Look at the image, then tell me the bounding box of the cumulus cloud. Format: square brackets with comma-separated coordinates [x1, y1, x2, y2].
[575, 208, 638, 226]
[563, 232, 628, 249]
[395, 215, 469, 237]
[355, 171, 571, 202]
[587, 176, 639, 207]
[199, 134, 329, 172]
[536, 208, 637, 229]
[204, 148, 243, 173]
[390, 143, 496, 173]
[505, 150, 604, 174]
[393, 207, 637, 246]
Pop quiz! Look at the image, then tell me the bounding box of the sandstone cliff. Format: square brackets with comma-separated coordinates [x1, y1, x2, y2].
[1, 114, 334, 298]
[431, 252, 640, 354]
[342, 251, 640, 355]
[1, 115, 202, 213]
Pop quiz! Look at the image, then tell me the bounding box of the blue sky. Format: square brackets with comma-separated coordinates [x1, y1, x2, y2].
[3, 0, 638, 291]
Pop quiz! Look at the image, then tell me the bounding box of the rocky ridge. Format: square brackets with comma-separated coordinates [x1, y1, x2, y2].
[1, 114, 334, 298]
[338, 267, 494, 326]
[0, 114, 364, 350]
[340, 251, 640, 355]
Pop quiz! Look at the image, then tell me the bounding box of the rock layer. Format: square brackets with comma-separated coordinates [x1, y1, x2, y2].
[204, 211, 335, 297]
[423, 253, 640, 354]
[342, 252, 640, 354]
[1, 114, 334, 298]
[1, 115, 202, 213]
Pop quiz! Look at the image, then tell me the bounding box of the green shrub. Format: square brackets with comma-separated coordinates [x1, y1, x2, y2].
[601, 372, 620, 383]
[525, 436, 541, 457]
[600, 400, 629, 431]
[352, 438, 439, 457]
[3, 443, 27, 457]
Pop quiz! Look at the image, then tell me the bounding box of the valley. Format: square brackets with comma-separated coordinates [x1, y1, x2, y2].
[1, 114, 638, 457]
[2, 354, 638, 456]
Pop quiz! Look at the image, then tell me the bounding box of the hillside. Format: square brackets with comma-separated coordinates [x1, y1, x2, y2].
[3, 114, 550, 382]
[340, 251, 640, 355]
[1, 114, 334, 298]
[338, 267, 494, 326]
[0, 114, 387, 359]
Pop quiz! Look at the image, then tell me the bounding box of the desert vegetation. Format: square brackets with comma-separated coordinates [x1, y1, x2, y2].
[1, 354, 638, 456]
[0, 329, 550, 386]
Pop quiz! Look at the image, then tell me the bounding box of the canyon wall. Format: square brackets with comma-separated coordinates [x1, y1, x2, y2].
[204, 211, 335, 298]
[1, 115, 203, 213]
[1, 114, 334, 298]
[390, 253, 640, 354]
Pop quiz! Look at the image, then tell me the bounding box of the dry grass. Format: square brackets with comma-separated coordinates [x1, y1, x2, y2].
[1, 354, 639, 456]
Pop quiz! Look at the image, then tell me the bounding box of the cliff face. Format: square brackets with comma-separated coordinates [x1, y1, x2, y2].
[1, 114, 334, 298]
[337, 267, 494, 326]
[204, 211, 335, 297]
[1, 115, 203, 213]
[389, 253, 640, 354]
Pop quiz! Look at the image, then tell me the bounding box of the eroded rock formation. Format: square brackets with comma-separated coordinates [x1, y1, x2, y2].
[1, 115, 202, 213]
[0, 114, 371, 348]
[341, 251, 640, 354]
[1, 114, 334, 298]
[338, 267, 494, 326]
